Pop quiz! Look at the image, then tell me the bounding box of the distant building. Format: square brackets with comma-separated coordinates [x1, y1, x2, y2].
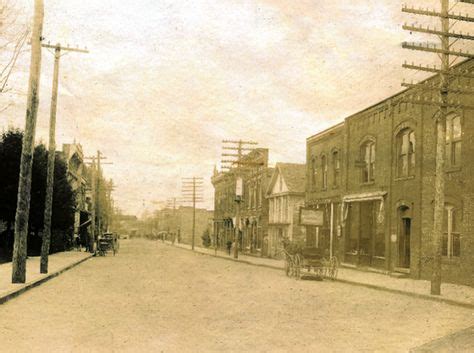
[266, 163, 306, 258]
[155, 206, 213, 247]
[61, 143, 91, 237]
[212, 148, 273, 256]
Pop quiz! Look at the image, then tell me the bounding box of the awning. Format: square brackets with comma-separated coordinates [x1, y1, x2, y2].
[342, 191, 387, 203]
[341, 191, 387, 226]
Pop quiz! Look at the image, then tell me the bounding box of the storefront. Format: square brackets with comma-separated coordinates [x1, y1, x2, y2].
[342, 192, 386, 269]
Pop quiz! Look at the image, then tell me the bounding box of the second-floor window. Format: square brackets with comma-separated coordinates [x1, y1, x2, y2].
[333, 150, 340, 187]
[397, 128, 415, 177]
[361, 141, 375, 183]
[321, 155, 328, 189]
[446, 115, 461, 168]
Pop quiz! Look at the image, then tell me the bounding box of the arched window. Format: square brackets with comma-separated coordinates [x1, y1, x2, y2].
[332, 150, 340, 187]
[360, 140, 375, 183]
[443, 204, 461, 257]
[321, 155, 328, 189]
[446, 115, 461, 167]
[397, 128, 415, 177]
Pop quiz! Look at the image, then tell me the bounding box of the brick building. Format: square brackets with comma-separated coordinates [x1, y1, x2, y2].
[306, 59, 474, 286]
[212, 148, 272, 256]
[266, 163, 306, 258]
[155, 206, 212, 247]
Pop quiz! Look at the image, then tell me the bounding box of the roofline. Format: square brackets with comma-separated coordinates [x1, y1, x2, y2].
[307, 58, 474, 141]
[307, 122, 345, 142]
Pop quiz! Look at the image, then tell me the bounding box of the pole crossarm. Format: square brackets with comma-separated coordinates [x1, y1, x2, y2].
[402, 62, 474, 78]
[460, 0, 474, 4]
[41, 41, 89, 53]
[402, 6, 474, 22]
[222, 140, 258, 145]
[403, 24, 474, 40]
[402, 42, 474, 58]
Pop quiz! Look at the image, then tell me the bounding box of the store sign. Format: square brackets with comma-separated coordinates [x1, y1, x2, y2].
[300, 208, 324, 226]
[235, 177, 243, 197]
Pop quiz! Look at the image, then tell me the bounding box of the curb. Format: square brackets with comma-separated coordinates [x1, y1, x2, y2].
[163, 242, 474, 310]
[0, 254, 93, 305]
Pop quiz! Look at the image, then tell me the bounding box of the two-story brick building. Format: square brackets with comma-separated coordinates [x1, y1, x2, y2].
[212, 148, 272, 256]
[307, 59, 474, 286]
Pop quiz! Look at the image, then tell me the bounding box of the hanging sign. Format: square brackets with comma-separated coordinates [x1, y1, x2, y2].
[235, 176, 243, 199]
[300, 208, 324, 226]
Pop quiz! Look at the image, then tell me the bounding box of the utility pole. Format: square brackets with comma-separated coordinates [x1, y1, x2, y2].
[181, 177, 204, 250]
[221, 139, 261, 259]
[402, 0, 474, 295]
[85, 151, 112, 251]
[40, 42, 88, 274]
[11, 0, 44, 284]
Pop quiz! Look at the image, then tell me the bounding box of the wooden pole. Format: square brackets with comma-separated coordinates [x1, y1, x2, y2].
[90, 157, 96, 253]
[40, 45, 60, 274]
[431, 0, 449, 295]
[11, 0, 44, 283]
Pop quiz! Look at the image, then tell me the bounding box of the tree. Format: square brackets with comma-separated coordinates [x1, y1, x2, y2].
[0, 129, 76, 259]
[201, 229, 211, 248]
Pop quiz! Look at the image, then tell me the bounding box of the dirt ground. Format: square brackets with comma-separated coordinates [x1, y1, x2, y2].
[0, 239, 472, 353]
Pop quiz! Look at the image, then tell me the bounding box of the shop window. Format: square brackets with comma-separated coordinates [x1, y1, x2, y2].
[321, 154, 328, 190]
[446, 115, 461, 168]
[397, 128, 415, 177]
[332, 150, 340, 187]
[361, 140, 375, 183]
[442, 205, 461, 258]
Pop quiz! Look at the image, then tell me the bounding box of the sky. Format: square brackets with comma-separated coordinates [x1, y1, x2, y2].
[1, 0, 473, 217]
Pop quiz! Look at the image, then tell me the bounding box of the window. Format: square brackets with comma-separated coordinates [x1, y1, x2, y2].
[311, 157, 317, 190]
[321, 155, 328, 189]
[361, 141, 375, 183]
[397, 129, 415, 177]
[443, 205, 461, 258]
[333, 150, 340, 187]
[446, 115, 461, 168]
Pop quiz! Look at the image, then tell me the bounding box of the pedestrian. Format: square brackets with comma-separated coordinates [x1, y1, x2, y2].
[226, 240, 232, 255]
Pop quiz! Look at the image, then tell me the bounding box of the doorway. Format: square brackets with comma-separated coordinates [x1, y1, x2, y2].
[398, 207, 411, 269]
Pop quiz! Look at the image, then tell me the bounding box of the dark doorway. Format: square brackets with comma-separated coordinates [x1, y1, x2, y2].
[398, 209, 411, 268]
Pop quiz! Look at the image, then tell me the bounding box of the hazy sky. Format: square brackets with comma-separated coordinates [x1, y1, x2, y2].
[1, 0, 472, 216]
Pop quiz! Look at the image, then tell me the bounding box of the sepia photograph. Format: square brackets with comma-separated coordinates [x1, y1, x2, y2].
[0, 1, 473, 352]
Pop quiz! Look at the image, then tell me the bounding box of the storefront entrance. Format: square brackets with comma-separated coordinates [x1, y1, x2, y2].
[398, 207, 411, 269]
[344, 200, 385, 268]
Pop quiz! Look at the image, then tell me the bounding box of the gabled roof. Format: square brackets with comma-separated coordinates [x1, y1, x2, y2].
[266, 163, 306, 196]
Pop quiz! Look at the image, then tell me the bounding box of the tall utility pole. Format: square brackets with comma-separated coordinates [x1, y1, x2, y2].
[11, 0, 44, 284]
[40, 42, 88, 274]
[221, 139, 260, 259]
[85, 151, 111, 251]
[402, 0, 474, 295]
[181, 177, 204, 250]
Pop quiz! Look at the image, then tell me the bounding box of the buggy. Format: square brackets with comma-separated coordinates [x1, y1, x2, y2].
[97, 232, 117, 256]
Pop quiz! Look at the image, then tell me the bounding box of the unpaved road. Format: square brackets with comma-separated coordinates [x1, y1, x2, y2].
[0, 239, 472, 352]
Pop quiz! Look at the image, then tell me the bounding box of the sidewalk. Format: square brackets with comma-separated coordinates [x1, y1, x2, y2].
[0, 251, 92, 304]
[166, 241, 474, 309]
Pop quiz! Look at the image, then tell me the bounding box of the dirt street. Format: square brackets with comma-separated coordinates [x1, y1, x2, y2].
[0, 239, 472, 353]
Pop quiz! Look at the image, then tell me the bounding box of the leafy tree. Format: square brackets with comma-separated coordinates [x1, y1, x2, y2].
[0, 129, 76, 259]
[201, 229, 211, 248]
